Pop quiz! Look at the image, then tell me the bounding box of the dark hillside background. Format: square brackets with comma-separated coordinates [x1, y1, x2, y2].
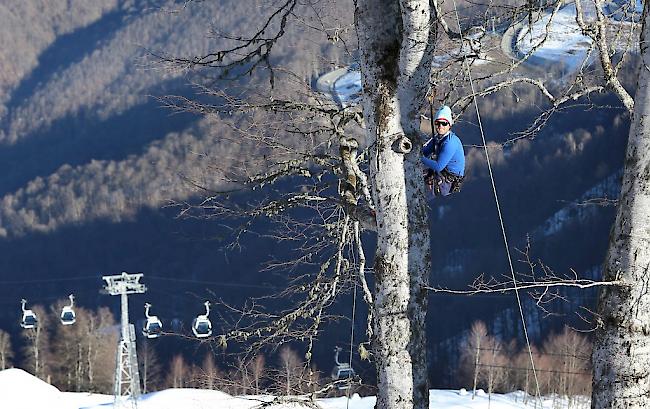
[0, 0, 631, 388]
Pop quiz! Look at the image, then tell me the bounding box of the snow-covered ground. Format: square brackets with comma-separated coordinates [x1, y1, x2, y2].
[516, 3, 594, 70]
[515, 0, 642, 69]
[331, 69, 362, 108]
[314, 65, 362, 108]
[0, 368, 588, 409]
[605, 0, 644, 22]
[318, 0, 644, 106]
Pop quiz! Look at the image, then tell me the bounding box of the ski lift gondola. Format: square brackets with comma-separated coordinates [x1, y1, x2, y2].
[143, 302, 163, 339]
[191, 301, 212, 338]
[331, 346, 356, 389]
[60, 294, 76, 325]
[20, 299, 38, 329]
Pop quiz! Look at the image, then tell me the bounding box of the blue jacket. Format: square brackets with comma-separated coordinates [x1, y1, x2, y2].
[421, 131, 465, 176]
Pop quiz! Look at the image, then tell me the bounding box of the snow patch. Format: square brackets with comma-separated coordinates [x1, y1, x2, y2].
[516, 3, 593, 69]
[0, 368, 67, 409]
[0, 367, 590, 408]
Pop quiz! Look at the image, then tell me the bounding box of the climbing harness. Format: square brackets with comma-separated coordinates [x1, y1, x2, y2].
[422, 130, 465, 196]
[449, 0, 544, 403]
[424, 169, 465, 196]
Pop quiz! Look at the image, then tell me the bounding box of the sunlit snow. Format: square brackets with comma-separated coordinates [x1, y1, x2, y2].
[516, 3, 593, 68]
[0, 368, 588, 409]
[515, 0, 642, 68]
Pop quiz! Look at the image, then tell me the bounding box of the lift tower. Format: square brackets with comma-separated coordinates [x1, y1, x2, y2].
[102, 272, 146, 408]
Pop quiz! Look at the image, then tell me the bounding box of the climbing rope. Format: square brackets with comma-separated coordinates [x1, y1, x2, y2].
[338, 218, 359, 408]
[448, 0, 543, 403]
[347, 274, 357, 407]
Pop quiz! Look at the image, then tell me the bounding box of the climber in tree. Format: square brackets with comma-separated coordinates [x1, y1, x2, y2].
[421, 105, 465, 200]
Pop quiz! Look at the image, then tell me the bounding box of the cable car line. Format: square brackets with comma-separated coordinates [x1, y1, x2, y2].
[0, 275, 99, 285]
[146, 275, 279, 290]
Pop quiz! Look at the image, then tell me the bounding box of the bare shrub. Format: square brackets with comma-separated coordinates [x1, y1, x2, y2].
[542, 326, 592, 400]
[166, 354, 189, 388]
[458, 323, 592, 404]
[459, 321, 488, 397]
[0, 329, 13, 370]
[138, 339, 162, 393]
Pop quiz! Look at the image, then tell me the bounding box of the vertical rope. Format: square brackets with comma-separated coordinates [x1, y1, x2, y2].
[340, 217, 358, 408]
[346, 282, 357, 407]
[349, 283, 357, 372]
[448, 1, 543, 403]
[345, 255, 358, 408]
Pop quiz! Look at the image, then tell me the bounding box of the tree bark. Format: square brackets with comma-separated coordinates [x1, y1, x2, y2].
[591, 3, 650, 407]
[355, 1, 434, 409]
[472, 334, 480, 399]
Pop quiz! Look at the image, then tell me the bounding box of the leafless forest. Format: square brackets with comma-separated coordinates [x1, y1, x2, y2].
[0, 0, 638, 390]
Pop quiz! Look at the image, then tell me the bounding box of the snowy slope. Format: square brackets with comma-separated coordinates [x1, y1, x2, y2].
[0, 368, 70, 409]
[515, 0, 641, 68]
[0, 368, 587, 409]
[516, 3, 593, 69]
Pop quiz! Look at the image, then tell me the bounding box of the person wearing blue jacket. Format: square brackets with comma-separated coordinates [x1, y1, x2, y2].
[421, 105, 465, 199]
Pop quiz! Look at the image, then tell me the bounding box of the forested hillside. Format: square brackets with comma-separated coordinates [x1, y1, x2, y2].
[0, 0, 633, 388]
[0, 0, 354, 381]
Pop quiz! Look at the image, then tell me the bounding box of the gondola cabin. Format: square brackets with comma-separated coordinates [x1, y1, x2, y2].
[192, 316, 212, 338]
[143, 318, 163, 338]
[331, 346, 356, 389]
[143, 302, 163, 339]
[20, 299, 38, 329]
[331, 364, 355, 380]
[60, 307, 75, 325]
[21, 310, 38, 329]
[60, 295, 76, 325]
[192, 301, 212, 338]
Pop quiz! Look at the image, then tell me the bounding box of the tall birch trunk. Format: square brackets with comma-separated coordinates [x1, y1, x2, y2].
[591, 3, 650, 407]
[355, 1, 435, 409]
[472, 335, 480, 399]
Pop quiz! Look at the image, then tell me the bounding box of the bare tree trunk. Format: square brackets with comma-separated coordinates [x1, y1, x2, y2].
[355, 1, 434, 409]
[591, 3, 650, 408]
[0, 330, 12, 370]
[249, 354, 265, 394]
[488, 352, 494, 396]
[472, 335, 480, 399]
[34, 329, 40, 378]
[141, 342, 150, 394]
[239, 357, 251, 395]
[523, 370, 529, 404]
[87, 314, 95, 387]
[76, 345, 83, 392]
[285, 361, 291, 395]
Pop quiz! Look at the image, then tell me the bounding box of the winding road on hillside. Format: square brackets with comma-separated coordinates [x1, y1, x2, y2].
[317, 0, 642, 107]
